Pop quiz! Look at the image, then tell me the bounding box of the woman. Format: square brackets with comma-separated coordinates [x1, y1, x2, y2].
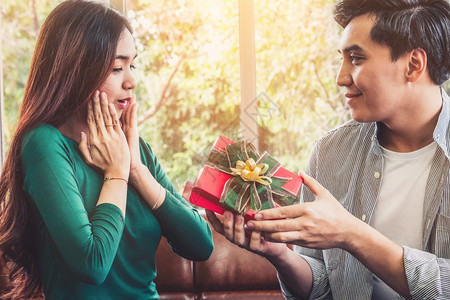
[0, 1, 213, 299]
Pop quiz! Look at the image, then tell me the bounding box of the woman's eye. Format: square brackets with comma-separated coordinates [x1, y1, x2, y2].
[113, 67, 123, 72]
[130, 65, 136, 70]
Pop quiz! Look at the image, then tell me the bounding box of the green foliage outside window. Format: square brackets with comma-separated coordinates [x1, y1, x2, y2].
[2, 0, 448, 190]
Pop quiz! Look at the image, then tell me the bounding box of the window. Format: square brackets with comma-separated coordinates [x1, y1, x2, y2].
[1, 0, 352, 189]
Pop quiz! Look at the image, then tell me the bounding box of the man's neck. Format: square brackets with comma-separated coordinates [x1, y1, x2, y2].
[377, 86, 442, 152]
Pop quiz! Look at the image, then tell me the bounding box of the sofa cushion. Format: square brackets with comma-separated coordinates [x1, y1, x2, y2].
[194, 231, 281, 292]
[155, 238, 195, 293]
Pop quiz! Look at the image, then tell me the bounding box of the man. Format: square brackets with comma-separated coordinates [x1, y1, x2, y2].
[207, 0, 450, 299]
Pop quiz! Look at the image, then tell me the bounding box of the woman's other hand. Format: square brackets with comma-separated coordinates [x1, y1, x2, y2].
[79, 91, 130, 179]
[120, 94, 145, 178]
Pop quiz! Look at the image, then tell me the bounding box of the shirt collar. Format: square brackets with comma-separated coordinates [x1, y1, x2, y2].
[433, 88, 450, 160]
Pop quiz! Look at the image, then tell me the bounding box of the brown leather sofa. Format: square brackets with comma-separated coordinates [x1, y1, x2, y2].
[1, 217, 285, 299]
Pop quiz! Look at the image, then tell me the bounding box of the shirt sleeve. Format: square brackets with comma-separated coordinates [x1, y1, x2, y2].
[278, 251, 332, 300]
[278, 140, 332, 300]
[138, 138, 214, 261]
[404, 246, 450, 299]
[21, 126, 125, 284]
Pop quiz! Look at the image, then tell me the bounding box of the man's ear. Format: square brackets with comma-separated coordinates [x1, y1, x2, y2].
[406, 48, 427, 82]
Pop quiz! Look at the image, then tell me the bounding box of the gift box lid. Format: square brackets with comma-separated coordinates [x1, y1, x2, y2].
[212, 135, 302, 196]
[185, 135, 303, 217]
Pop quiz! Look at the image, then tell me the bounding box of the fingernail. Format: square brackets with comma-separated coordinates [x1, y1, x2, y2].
[247, 222, 254, 229]
[224, 212, 232, 220]
[254, 213, 263, 220]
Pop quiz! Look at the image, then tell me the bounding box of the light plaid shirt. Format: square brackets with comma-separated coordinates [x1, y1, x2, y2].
[280, 89, 450, 300]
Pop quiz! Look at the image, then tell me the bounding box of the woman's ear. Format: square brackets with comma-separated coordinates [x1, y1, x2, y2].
[406, 48, 427, 82]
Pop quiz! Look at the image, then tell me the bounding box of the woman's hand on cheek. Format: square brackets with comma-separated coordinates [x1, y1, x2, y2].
[120, 94, 144, 176]
[79, 91, 130, 178]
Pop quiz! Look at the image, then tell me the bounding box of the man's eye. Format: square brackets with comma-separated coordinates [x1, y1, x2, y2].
[350, 55, 363, 63]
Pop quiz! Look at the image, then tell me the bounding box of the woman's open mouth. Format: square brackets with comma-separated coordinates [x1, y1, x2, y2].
[117, 97, 131, 109]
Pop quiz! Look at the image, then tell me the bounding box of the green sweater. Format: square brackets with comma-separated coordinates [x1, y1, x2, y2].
[21, 124, 213, 299]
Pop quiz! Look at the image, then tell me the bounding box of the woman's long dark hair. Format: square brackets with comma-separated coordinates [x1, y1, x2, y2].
[0, 1, 131, 298]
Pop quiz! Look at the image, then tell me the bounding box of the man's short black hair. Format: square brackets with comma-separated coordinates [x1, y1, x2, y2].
[334, 0, 450, 85]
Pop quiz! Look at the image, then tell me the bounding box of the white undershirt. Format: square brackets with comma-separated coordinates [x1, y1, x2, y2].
[371, 141, 437, 299]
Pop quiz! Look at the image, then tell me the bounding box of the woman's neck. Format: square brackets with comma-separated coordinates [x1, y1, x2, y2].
[57, 113, 89, 144]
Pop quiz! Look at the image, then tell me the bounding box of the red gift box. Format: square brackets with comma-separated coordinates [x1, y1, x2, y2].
[184, 135, 303, 218]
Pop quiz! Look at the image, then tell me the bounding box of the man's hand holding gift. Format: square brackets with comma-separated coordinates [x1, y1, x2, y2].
[185, 136, 363, 251]
[245, 172, 360, 250]
[206, 171, 360, 262]
[206, 209, 290, 259]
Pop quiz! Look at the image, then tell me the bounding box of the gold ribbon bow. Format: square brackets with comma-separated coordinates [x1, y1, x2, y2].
[230, 158, 272, 186]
